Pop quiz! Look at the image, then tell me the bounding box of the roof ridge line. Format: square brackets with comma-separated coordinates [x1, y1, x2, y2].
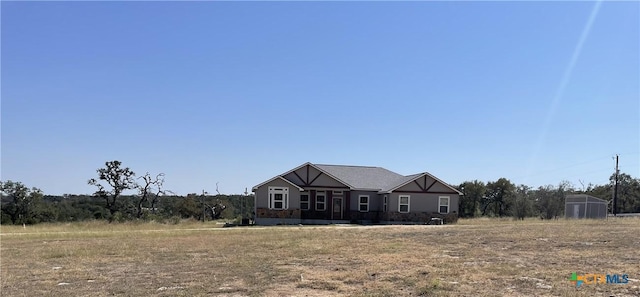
[314, 164, 381, 169]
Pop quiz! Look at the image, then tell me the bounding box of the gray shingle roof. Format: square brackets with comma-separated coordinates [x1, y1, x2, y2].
[253, 162, 462, 195]
[380, 173, 423, 192]
[314, 164, 404, 190]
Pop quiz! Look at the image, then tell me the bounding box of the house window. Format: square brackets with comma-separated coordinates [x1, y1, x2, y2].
[399, 195, 410, 213]
[439, 196, 450, 214]
[383, 195, 388, 212]
[268, 187, 289, 210]
[300, 192, 310, 210]
[332, 190, 343, 196]
[359, 195, 369, 212]
[316, 191, 326, 211]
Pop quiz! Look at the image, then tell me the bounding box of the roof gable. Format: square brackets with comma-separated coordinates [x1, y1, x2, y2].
[566, 194, 608, 204]
[380, 174, 423, 192]
[251, 176, 304, 192]
[281, 162, 351, 188]
[382, 172, 463, 195]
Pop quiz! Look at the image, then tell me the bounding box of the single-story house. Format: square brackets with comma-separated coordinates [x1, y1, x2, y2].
[565, 194, 608, 219]
[251, 162, 462, 225]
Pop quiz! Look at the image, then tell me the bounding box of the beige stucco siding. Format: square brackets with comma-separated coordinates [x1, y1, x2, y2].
[388, 193, 459, 214]
[312, 174, 349, 188]
[254, 178, 302, 209]
[396, 181, 423, 192]
[429, 182, 454, 192]
[349, 191, 381, 211]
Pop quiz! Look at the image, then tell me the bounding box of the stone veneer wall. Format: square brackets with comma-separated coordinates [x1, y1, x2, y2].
[348, 211, 381, 222]
[386, 212, 458, 224]
[256, 208, 458, 224]
[256, 208, 301, 219]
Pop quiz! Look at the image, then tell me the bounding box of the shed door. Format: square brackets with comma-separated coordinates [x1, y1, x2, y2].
[573, 204, 580, 218]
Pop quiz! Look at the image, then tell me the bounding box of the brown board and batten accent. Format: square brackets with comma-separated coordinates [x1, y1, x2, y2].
[391, 173, 459, 194]
[282, 163, 350, 189]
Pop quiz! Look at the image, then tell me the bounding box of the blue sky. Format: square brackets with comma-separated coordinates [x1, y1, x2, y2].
[2, 1, 638, 195]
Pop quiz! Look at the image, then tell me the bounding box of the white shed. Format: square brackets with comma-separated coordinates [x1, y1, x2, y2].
[565, 194, 608, 219]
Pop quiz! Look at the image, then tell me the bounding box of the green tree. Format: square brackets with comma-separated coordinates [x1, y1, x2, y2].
[0, 180, 44, 224]
[584, 172, 640, 214]
[175, 194, 202, 219]
[483, 178, 516, 217]
[512, 184, 533, 220]
[88, 160, 136, 219]
[534, 182, 569, 220]
[555, 181, 573, 217]
[535, 185, 556, 219]
[458, 180, 486, 217]
[611, 173, 640, 213]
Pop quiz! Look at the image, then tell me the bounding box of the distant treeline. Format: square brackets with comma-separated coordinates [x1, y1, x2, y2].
[0, 160, 256, 225]
[456, 172, 640, 219]
[1, 159, 639, 224]
[0, 192, 254, 225]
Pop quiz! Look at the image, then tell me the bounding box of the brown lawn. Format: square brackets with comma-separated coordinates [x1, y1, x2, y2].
[1, 218, 639, 296]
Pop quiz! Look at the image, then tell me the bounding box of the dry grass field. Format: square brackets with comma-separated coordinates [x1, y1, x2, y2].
[1, 218, 639, 296]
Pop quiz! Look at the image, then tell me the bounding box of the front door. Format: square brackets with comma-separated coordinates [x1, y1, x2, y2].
[332, 197, 343, 220]
[573, 204, 580, 218]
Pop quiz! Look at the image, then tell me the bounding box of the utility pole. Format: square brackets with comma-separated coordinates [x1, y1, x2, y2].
[202, 189, 207, 222]
[242, 187, 248, 225]
[613, 155, 619, 216]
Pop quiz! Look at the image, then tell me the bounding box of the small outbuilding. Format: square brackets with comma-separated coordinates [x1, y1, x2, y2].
[565, 194, 608, 219]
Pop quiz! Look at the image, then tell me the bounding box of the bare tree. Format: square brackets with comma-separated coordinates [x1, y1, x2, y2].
[135, 173, 165, 218]
[88, 160, 135, 218]
[150, 188, 174, 215]
[210, 182, 226, 219]
[205, 199, 226, 220]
